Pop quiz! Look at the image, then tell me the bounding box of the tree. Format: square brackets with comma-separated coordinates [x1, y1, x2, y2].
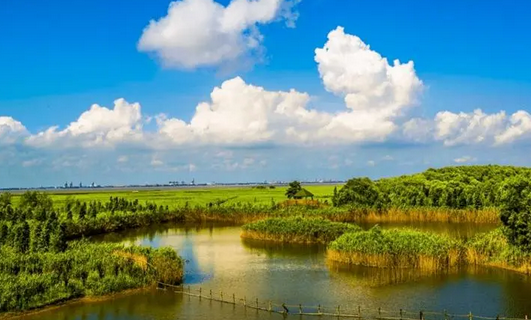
[0, 223, 8, 245]
[89, 202, 98, 219]
[30, 221, 43, 253]
[0, 192, 12, 209]
[336, 177, 381, 207]
[285, 181, 302, 199]
[332, 186, 338, 207]
[78, 203, 87, 220]
[49, 223, 67, 253]
[499, 176, 531, 251]
[12, 221, 30, 253]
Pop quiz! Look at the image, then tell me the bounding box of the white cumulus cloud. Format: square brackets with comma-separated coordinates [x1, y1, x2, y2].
[403, 109, 531, 146]
[27, 99, 144, 148]
[314, 26, 423, 142]
[0, 116, 28, 145]
[138, 0, 300, 69]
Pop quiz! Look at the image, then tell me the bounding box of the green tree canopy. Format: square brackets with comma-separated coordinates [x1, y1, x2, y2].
[285, 181, 302, 199]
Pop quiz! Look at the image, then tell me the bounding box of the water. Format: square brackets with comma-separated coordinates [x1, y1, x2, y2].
[19, 223, 531, 320]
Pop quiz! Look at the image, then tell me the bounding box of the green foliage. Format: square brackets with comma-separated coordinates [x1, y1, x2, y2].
[0, 192, 12, 210]
[242, 216, 361, 243]
[498, 176, 531, 251]
[336, 178, 381, 207]
[333, 165, 531, 212]
[285, 181, 302, 199]
[329, 226, 461, 259]
[0, 241, 183, 312]
[11, 221, 30, 253]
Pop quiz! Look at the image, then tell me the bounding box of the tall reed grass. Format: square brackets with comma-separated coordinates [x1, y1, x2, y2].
[241, 216, 360, 244]
[327, 226, 464, 271]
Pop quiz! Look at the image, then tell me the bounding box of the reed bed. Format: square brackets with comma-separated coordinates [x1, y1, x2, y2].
[466, 229, 531, 275]
[317, 206, 499, 224]
[327, 226, 464, 271]
[241, 216, 361, 244]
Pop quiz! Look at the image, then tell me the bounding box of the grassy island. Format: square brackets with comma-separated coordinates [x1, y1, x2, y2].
[241, 216, 361, 244]
[327, 226, 464, 271]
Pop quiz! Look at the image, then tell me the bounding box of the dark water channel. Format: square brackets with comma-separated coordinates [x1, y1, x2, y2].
[19, 222, 531, 320]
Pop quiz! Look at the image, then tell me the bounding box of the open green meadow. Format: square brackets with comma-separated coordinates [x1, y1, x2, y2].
[9, 185, 339, 209]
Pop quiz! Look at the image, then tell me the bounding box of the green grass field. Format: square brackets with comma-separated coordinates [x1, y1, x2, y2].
[9, 185, 339, 208]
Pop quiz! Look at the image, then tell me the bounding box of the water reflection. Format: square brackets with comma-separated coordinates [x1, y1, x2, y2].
[19, 223, 531, 320]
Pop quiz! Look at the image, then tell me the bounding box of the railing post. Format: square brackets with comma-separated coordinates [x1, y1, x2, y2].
[400, 309, 403, 320]
[469, 312, 473, 320]
[338, 305, 341, 316]
[220, 291, 223, 302]
[318, 304, 322, 314]
[379, 307, 382, 318]
[209, 289, 212, 300]
[299, 304, 303, 314]
[420, 310, 424, 320]
[444, 310, 448, 320]
[199, 287, 202, 300]
[268, 301, 272, 312]
[244, 296, 247, 308]
[256, 298, 259, 309]
[233, 293, 235, 305]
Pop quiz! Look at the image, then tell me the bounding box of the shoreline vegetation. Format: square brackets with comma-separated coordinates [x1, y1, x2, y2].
[0, 241, 183, 313]
[240, 216, 360, 244]
[329, 227, 531, 276]
[2, 165, 531, 314]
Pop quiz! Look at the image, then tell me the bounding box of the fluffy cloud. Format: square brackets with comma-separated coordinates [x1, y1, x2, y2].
[314, 27, 423, 142]
[0, 116, 28, 145]
[138, 0, 299, 69]
[7, 26, 531, 156]
[404, 109, 531, 146]
[157, 76, 326, 145]
[26, 99, 144, 148]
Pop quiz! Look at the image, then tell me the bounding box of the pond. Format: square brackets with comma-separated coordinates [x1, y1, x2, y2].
[20, 223, 531, 320]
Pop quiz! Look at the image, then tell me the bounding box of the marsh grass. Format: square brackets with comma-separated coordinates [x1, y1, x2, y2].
[466, 229, 531, 275]
[327, 226, 464, 271]
[241, 216, 360, 244]
[0, 241, 183, 312]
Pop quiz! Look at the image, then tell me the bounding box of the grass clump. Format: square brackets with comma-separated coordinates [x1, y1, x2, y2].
[327, 226, 463, 271]
[241, 216, 360, 244]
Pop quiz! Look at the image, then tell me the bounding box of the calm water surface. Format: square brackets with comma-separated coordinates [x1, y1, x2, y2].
[20, 223, 531, 320]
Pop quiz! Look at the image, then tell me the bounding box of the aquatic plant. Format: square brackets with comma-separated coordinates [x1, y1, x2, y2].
[0, 240, 183, 313]
[241, 216, 361, 244]
[327, 226, 464, 271]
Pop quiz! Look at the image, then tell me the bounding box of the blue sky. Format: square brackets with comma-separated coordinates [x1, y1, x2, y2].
[1, 0, 531, 188]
